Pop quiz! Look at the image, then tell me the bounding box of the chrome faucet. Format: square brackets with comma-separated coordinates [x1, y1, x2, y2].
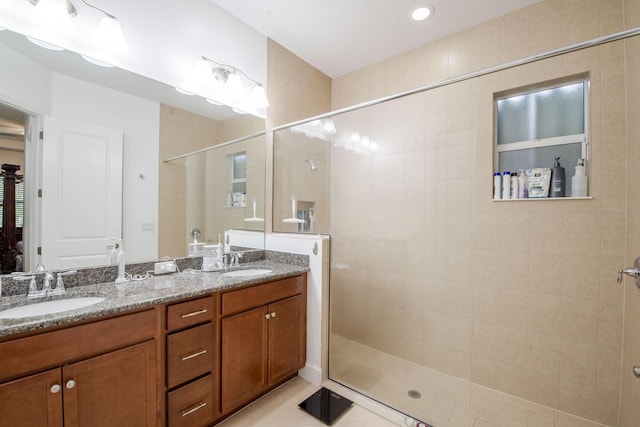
[229, 251, 243, 268]
[15, 270, 76, 298]
[43, 272, 55, 294]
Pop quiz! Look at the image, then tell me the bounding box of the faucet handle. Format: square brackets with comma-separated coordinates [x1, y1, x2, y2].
[14, 275, 40, 299]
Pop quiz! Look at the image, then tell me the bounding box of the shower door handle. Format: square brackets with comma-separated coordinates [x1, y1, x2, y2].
[618, 257, 640, 288]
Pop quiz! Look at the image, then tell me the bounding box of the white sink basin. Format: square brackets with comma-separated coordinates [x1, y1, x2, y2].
[222, 269, 272, 278]
[0, 297, 106, 319]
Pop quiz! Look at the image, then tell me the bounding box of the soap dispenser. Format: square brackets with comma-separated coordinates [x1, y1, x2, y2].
[550, 157, 565, 197]
[571, 158, 587, 197]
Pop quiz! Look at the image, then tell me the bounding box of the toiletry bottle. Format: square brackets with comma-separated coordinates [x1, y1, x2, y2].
[493, 172, 501, 200]
[510, 172, 518, 199]
[517, 169, 527, 199]
[550, 157, 565, 197]
[502, 171, 511, 200]
[571, 158, 587, 197]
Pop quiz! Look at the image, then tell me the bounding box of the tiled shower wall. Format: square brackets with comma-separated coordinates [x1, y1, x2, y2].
[330, 1, 633, 424]
[620, 0, 640, 425]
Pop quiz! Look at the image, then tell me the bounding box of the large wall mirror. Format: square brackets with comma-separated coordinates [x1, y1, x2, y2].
[0, 28, 266, 273]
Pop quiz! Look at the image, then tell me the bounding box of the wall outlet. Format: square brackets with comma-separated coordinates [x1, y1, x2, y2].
[154, 260, 177, 275]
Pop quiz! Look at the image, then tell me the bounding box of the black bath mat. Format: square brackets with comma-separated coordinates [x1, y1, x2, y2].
[298, 387, 353, 425]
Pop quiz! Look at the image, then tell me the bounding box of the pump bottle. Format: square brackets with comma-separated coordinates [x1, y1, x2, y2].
[550, 157, 565, 197]
[571, 158, 587, 197]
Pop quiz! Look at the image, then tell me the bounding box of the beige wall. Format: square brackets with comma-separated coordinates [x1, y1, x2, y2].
[158, 105, 263, 258]
[620, 0, 640, 425]
[266, 40, 332, 232]
[329, 0, 632, 425]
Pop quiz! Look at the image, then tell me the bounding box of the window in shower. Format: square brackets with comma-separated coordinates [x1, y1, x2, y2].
[227, 152, 246, 207]
[494, 75, 589, 196]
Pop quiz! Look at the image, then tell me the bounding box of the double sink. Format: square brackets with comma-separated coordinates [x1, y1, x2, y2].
[0, 268, 273, 320]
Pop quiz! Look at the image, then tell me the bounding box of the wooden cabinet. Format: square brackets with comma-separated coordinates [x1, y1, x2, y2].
[0, 310, 158, 427]
[219, 274, 306, 415]
[165, 296, 215, 427]
[0, 369, 63, 427]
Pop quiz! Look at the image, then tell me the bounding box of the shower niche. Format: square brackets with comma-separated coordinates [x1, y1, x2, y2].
[295, 200, 315, 232]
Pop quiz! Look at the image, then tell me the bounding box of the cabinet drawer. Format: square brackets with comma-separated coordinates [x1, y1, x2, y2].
[167, 296, 214, 332]
[0, 309, 156, 382]
[221, 275, 305, 316]
[167, 323, 213, 389]
[167, 374, 214, 427]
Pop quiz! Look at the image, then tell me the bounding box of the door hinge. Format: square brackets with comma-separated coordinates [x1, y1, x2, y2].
[39, 131, 44, 140]
[37, 246, 42, 255]
[38, 189, 42, 198]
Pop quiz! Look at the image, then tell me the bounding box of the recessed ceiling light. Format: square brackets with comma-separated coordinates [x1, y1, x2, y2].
[411, 4, 434, 21]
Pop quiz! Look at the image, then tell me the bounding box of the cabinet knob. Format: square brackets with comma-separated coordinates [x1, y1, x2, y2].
[271, 312, 276, 318]
[265, 313, 271, 319]
[50, 384, 61, 394]
[65, 380, 76, 390]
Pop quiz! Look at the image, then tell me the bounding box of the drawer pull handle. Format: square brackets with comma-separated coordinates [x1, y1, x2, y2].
[181, 349, 207, 361]
[181, 401, 207, 417]
[181, 309, 208, 318]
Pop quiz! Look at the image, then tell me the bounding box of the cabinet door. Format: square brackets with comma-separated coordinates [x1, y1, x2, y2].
[62, 341, 157, 427]
[220, 306, 269, 414]
[0, 369, 63, 427]
[268, 295, 306, 386]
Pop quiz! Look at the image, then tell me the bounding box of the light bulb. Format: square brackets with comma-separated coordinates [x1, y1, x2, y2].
[32, 0, 75, 36]
[92, 16, 128, 54]
[251, 85, 269, 108]
[225, 72, 244, 95]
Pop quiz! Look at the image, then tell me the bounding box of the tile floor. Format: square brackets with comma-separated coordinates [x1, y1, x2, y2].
[215, 376, 398, 427]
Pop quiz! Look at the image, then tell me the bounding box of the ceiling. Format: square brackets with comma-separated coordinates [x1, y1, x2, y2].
[0, 0, 543, 139]
[210, 0, 542, 78]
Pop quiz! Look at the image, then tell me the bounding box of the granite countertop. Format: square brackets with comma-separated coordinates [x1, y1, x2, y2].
[0, 261, 308, 338]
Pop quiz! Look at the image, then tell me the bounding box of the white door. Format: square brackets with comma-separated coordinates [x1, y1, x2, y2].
[41, 117, 123, 269]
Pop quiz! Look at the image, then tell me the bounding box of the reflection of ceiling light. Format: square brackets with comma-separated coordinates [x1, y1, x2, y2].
[25, 35, 65, 50]
[411, 4, 435, 21]
[206, 98, 223, 106]
[80, 54, 114, 67]
[175, 87, 195, 95]
[291, 118, 337, 141]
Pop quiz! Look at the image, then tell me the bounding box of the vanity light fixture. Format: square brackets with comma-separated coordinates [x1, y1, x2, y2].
[76, 0, 128, 53]
[24, 0, 128, 56]
[411, 3, 435, 21]
[199, 56, 270, 108]
[30, 0, 75, 36]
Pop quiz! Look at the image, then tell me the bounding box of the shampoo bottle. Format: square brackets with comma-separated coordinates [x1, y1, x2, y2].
[550, 157, 565, 197]
[571, 158, 587, 197]
[502, 171, 511, 200]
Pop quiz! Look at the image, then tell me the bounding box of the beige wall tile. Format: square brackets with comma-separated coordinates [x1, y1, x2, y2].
[327, 1, 630, 424]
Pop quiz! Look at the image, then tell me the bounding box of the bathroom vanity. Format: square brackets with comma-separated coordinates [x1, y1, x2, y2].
[0, 262, 308, 427]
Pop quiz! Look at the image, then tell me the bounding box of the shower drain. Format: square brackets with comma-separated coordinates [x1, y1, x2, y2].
[407, 389, 422, 399]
